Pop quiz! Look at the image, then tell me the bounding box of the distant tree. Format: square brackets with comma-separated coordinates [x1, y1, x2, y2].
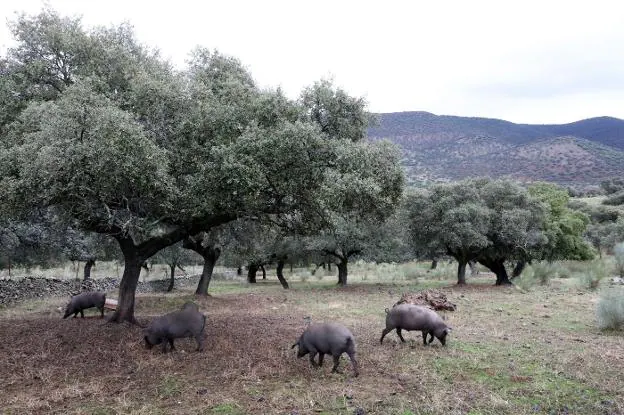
[151, 242, 199, 292]
[405, 183, 493, 285]
[600, 178, 624, 195]
[527, 182, 594, 262]
[603, 191, 624, 206]
[406, 179, 595, 285]
[569, 196, 623, 257]
[220, 219, 299, 289]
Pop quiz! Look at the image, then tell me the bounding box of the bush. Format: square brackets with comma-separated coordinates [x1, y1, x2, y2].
[531, 262, 554, 285]
[596, 288, 624, 330]
[579, 260, 608, 290]
[514, 266, 536, 291]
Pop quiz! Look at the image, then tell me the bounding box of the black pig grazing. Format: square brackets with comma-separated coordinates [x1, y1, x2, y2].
[63, 292, 106, 319]
[380, 304, 451, 346]
[291, 322, 359, 377]
[144, 305, 206, 353]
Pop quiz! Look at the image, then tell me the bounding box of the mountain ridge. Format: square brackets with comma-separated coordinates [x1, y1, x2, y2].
[366, 112, 624, 187]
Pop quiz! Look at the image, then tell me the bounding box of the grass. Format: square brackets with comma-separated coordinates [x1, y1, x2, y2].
[0, 262, 623, 414]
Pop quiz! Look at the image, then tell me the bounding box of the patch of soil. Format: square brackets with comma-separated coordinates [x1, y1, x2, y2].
[394, 289, 457, 311]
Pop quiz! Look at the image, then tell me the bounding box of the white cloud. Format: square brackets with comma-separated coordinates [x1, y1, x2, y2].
[2, 0, 623, 124]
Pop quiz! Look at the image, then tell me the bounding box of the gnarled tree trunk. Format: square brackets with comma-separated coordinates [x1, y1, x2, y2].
[260, 264, 266, 280]
[479, 258, 512, 285]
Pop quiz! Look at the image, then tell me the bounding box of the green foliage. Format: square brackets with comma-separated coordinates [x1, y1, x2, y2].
[596, 288, 624, 330]
[405, 178, 547, 283]
[585, 220, 624, 255]
[528, 182, 594, 262]
[1, 9, 403, 276]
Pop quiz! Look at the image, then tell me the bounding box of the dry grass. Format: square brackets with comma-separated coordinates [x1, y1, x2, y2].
[1, 273, 623, 415]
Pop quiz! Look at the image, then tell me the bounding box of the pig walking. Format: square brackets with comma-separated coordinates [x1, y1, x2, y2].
[144, 302, 206, 353]
[63, 292, 106, 319]
[380, 304, 451, 346]
[292, 322, 359, 377]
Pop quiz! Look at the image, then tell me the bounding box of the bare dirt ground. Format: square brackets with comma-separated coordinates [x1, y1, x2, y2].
[1, 278, 623, 415]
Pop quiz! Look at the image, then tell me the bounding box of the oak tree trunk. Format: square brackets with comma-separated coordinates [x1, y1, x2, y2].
[108, 254, 143, 324]
[260, 264, 266, 280]
[276, 259, 289, 289]
[431, 259, 438, 270]
[457, 261, 467, 285]
[83, 258, 96, 281]
[167, 263, 176, 292]
[337, 259, 348, 286]
[247, 263, 258, 283]
[195, 247, 220, 296]
[479, 258, 512, 285]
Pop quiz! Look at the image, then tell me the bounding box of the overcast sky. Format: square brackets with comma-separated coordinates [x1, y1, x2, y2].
[2, 0, 623, 124]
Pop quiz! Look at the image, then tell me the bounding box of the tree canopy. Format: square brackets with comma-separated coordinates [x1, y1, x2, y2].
[0, 9, 404, 322]
[405, 179, 593, 285]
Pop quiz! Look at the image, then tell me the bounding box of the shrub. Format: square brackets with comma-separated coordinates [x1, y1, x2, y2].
[531, 262, 554, 285]
[579, 260, 608, 290]
[596, 288, 624, 330]
[514, 266, 536, 291]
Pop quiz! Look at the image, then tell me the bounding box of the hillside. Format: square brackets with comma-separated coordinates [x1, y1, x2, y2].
[367, 112, 624, 186]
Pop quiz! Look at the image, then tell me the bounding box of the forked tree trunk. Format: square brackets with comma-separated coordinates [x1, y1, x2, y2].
[195, 247, 220, 296]
[247, 263, 258, 283]
[276, 259, 289, 289]
[83, 258, 96, 281]
[479, 258, 512, 285]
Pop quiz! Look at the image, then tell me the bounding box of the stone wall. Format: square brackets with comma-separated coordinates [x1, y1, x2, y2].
[0, 275, 202, 307]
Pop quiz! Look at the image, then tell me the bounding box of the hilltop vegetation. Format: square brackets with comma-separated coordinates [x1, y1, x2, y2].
[368, 112, 624, 186]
